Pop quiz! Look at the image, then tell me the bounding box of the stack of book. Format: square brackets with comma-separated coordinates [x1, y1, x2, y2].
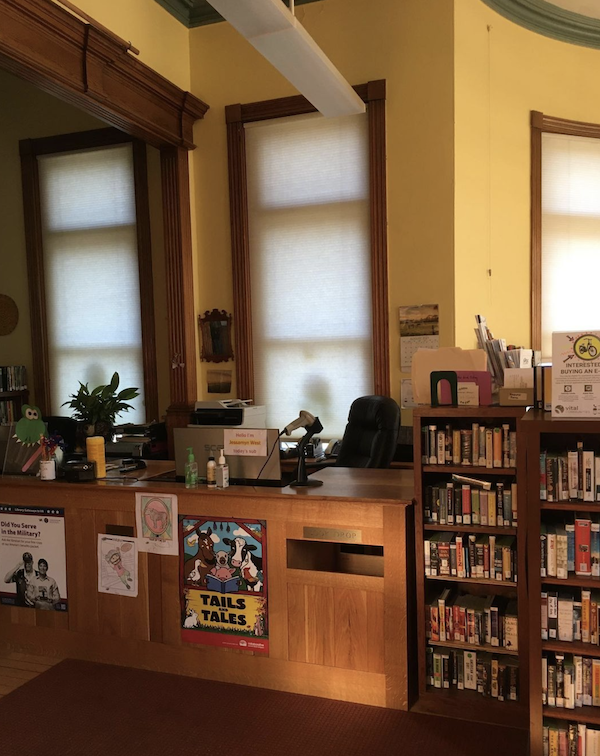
[541, 589, 600, 644]
[426, 588, 518, 650]
[541, 517, 600, 580]
[426, 646, 519, 701]
[541, 445, 600, 502]
[425, 532, 517, 581]
[425, 478, 517, 527]
[544, 721, 600, 755]
[422, 423, 516, 468]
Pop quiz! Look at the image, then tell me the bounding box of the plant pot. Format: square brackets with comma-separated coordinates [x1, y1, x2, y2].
[92, 421, 113, 443]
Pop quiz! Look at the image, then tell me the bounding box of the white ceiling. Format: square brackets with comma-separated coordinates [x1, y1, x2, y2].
[548, 0, 600, 20]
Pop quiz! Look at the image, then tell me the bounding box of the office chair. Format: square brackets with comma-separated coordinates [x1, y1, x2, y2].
[335, 395, 401, 469]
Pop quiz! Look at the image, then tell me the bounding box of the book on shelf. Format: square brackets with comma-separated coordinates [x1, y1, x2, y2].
[424, 482, 517, 528]
[422, 421, 517, 469]
[427, 644, 519, 701]
[540, 446, 600, 503]
[424, 532, 517, 582]
[0, 365, 27, 392]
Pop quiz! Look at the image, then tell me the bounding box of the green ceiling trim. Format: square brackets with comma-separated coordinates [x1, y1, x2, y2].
[481, 0, 600, 50]
[155, 0, 323, 29]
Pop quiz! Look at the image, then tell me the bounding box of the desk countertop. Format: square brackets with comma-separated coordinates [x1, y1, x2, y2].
[0, 462, 415, 506]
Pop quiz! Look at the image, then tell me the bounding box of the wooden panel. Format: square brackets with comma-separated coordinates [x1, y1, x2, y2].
[333, 588, 369, 672]
[160, 549, 182, 647]
[305, 584, 335, 667]
[147, 554, 163, 644]
[67, 508, 99, 634]
[286, 582, 307, 664]
[366, 591, 385, 675]
[265, 520, 288, 661]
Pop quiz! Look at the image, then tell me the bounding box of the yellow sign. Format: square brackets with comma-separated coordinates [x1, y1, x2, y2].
[187, 591, 264, 632]
[574, 334, 600, 361]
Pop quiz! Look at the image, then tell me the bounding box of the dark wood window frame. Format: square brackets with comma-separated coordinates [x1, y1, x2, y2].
[20, 127, 159, 422]
[225, 80, 390, 400]
[531, 110, 600, 351]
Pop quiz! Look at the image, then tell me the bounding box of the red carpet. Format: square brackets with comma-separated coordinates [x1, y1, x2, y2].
[0, 659, 529, 756]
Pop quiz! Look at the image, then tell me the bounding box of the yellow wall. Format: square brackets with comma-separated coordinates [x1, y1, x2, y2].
[0, 69, 170, 419]
[188, 0, 455, 407]
[73, 0, 191, 91]
[455, 0, 600, 349]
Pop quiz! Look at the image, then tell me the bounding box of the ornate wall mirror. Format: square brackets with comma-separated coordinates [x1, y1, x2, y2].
[198, 310, 234, 363]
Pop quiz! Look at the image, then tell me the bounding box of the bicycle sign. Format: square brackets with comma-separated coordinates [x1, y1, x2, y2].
[574, 334, 600, 361]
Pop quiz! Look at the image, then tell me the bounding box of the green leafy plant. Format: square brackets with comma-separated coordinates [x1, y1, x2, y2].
[62, 372, 139, 427]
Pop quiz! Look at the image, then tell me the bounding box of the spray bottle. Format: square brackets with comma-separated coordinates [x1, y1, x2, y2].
[185, 447, 198, 489]
[216, 448, 229, 489]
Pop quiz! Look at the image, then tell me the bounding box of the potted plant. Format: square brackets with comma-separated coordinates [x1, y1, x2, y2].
[62, 372, 140, 441]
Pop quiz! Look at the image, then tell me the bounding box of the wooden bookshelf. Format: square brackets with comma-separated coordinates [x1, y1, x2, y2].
[521, 409, 600, 756]
[412, 406, 529, 728]
[0, 388, 28, 425]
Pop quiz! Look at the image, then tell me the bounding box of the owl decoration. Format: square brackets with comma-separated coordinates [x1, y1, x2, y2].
[14, 405, 45, 446]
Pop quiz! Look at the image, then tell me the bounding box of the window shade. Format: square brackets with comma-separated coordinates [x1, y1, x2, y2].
[245, 112, 373, 439]
[38, 144, 145, 423]
[541, 132, 600, 359]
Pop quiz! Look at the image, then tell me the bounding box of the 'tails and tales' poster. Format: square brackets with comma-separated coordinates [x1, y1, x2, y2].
[179, 517, 268, 653]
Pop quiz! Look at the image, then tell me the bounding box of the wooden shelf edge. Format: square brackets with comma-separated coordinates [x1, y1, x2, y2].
[543, 640, 600, 657]
[422, 465, 516, 475]
[412, 688, 528, 729]
[426, 575, 518, 589]
[428, 639, 519, 656]
[543, 576, 600, 589]
[423, 524, 517, 535]
[543, 705, 600, 725]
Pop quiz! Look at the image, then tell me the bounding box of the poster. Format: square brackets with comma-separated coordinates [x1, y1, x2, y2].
[180, 517, 268, 653]
[97, 534, 138, 597]
[135, 492, 178, 556]
[399, 304, 439, 370]
[552, 331, 600, 417]
[0, 504, 67, 611]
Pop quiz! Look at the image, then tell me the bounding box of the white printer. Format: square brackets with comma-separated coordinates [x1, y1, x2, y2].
[191, 399, 266, 429]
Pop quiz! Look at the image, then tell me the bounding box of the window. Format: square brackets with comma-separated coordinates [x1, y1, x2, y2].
[20, 129, 157, 424]
[531, 112, 600, 358]
[226, 82, 389, 438]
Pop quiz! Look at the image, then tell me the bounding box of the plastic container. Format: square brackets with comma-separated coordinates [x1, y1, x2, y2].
[207, 455, 217, 489]
[216, 449, 229, 489]
[86, 436, 106, 478]
[185, 446, 198, 489]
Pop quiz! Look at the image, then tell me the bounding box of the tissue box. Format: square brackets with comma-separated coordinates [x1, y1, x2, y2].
[499, 387, 534, 406]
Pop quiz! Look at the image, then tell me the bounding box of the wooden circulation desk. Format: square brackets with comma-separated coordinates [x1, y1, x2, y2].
[0, 465, 414, 709]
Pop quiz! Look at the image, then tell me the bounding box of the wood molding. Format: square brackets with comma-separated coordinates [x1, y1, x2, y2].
[19, 141, 51, 416]
[226, 118, 254, 401]
[529, 110, 600, 352]
[368, 94, 390, 396]
[530, 112, 542, 353]
[0, 0, 208, 149]
[160, 146, 197, 409]
[226, 80, 389, 402]
[133, 141, 159, 424]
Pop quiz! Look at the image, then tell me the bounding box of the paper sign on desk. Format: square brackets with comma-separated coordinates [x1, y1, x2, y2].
[224, 429, 267, 456]
[411, 347, 488, 405]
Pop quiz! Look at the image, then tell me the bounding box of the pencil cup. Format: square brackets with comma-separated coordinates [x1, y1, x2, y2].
[40, 460, 56, 481]
[86, 436, 106, 478]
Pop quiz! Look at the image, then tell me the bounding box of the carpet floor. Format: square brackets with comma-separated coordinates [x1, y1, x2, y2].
[0, 659, 529, 756]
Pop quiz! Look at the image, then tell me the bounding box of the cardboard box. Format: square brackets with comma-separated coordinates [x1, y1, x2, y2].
[499, 387, 534, 406]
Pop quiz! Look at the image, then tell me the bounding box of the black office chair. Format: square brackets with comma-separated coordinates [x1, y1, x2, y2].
[335, 395, 401, 469]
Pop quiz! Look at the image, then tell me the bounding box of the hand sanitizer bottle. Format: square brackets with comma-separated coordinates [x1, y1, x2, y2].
[185, 447, 198, 489]
[207, 454, 217, 489]
[216, 449, 229, 489]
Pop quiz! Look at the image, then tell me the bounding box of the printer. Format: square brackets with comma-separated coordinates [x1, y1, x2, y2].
[191, 399, 266, 429]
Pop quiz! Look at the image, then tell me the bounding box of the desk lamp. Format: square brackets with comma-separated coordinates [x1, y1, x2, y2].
[284, 411, 324, 488]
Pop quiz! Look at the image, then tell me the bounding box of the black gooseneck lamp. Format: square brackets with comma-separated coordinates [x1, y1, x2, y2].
[284, 410, 324, 488]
